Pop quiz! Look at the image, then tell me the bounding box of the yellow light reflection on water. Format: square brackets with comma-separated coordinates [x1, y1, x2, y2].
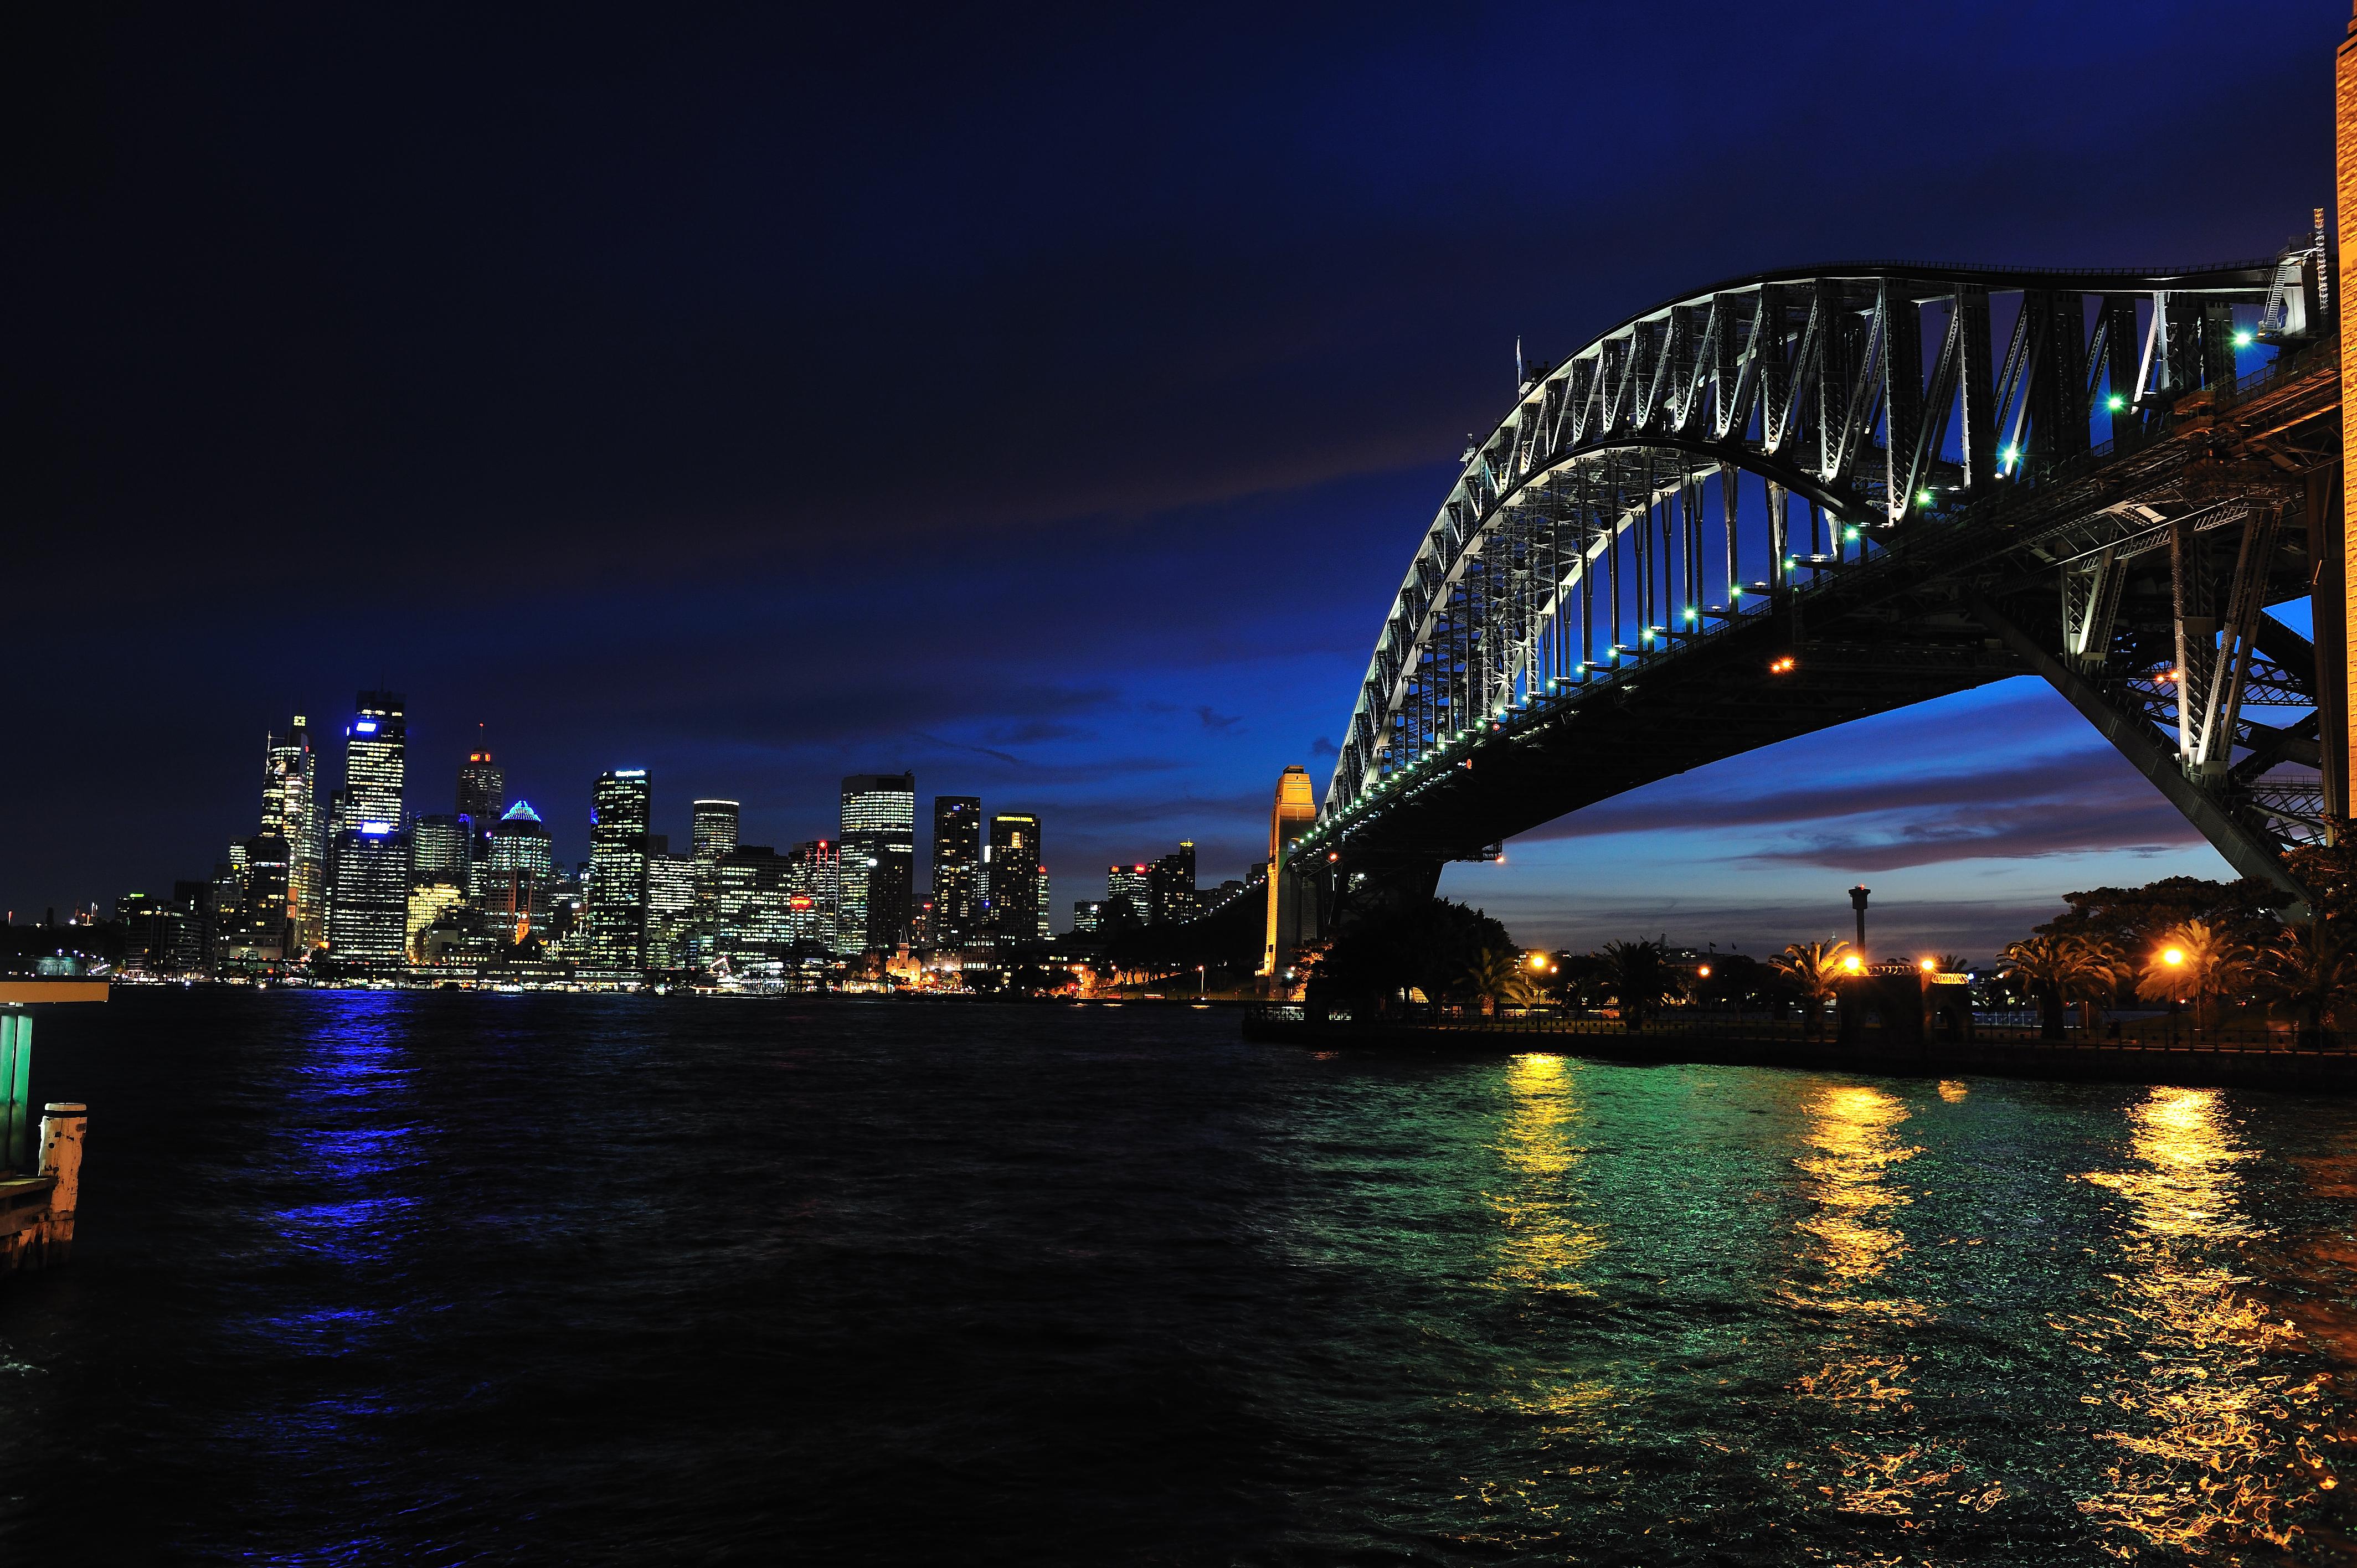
[1788, 1084, 1923, 1317]
[1484, 1053, 1604, 1294]
[2067, 1086, 2317, 1554]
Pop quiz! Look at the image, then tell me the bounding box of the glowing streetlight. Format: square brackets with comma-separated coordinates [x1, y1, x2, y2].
[1841, 953, 1864, 973]
[1697, 964, 1711, 979]
[1918, 957, 1936, 973]
[2163, 947, 2186, 967]
[2233, 329, 2254, 349]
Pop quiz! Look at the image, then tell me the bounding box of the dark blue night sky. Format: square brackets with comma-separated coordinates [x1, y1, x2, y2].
[6, 2, 2344, 955]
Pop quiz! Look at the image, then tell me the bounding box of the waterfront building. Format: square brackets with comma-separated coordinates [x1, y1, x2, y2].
[985, 814, 1044, 943]
[930, 796, 981, 947]
[838, 774, 915, 955]
[480, 799, 555, 942]
[218, 831, 291, 963]
[1149, 841, 1197, 925]
[327, 822, 411, 966]
[585, 769, 653, 974]
[1106, 863, 1150, 928]
[412, 813, 470, 889]
[261, 716, 323, 951]
[1072, 900, 1105, 936]
[327, 692, 410, 968]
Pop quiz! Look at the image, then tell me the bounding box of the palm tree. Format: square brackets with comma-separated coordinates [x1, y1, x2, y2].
[1463, 947, 1540, 1017]
[1598, 938, 1676, 1031]
[1998, 934, 2116, 1041]
[2249, 922, 2356, 1048]
[2134, 919, 2254, 1035]
[1771, 939, 1850, 1040]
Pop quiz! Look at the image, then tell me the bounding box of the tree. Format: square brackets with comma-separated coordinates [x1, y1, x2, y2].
[1998, 934, 2117, 1041]
[1771, 940, 1851, 1039]
[2248, 921, 2357, 1047]
[2284, 826, 2357, 926]
[2036, 877, 2281, 973]
[1464, 948, 1540, 1016]
[1300, 897, 1513, 1015]
[2134, 919, 2253, 1034]
[1598, 938, 1678, 1030]
[1692, 952, 1773, 1013]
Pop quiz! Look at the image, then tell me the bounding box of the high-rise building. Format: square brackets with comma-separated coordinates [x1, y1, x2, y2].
[343, 690, 406, 826]
[457, 749, 505, 863]
[645, 850, 698, 969]
[1149, 841, 1197, 925]
[328, 692, 410, 967]
[785, 839, 840, 954]
[406, 882, 466, 962]
[838, 774, 915, 955]
[482, 800, 555, 942]
[585, 769, 653, 974]
[930, 796, 982, 948]
[412, 813, 470, 888]
[1072, 900, 1105, 936]
[692, 800, 740, 864]
[262, 717, 322, 950]
[222, 831, 291, 963]
[327, 822, 410, 966]
[1107, 863, 1150, 927]
[986, 814, 1044, 943]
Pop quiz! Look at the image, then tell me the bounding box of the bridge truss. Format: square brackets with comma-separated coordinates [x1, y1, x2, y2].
[1303, 252, 2339, 911]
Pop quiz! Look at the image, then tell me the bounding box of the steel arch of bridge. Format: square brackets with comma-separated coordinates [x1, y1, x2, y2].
[1305, 251, 2336, 909]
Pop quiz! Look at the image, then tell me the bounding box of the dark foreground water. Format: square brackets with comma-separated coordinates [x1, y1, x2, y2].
[6, 994, 2357, 1564]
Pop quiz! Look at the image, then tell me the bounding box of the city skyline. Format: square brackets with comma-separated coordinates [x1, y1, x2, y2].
[8, 3, 2345, 955]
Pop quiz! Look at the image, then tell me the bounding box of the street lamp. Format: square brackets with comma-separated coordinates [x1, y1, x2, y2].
[1841, 953, 1864, 974]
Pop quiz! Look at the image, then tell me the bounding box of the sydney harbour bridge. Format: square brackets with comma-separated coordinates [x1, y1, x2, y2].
[1264, 243, 2349, 966]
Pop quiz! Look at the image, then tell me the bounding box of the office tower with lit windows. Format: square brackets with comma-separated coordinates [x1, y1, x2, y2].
[785, 839, 840, 953]
[837, 774, 914, 954]
[222, 831, 291, 963]
[930, 796, 981, 948]
[1105, 863, 1150, 927]
[327, 692, 410, 966]
[261, 716, 322, 950]
[692, 800, 740, 864]
[1149, 840, 1197, 925]
[481, 800, 554, 941]
[645, 849, 698, 968]
[457, 750, 504, 860]
[412, 814, 470, 889]
[585, 769, 653, 974]
[986, 814, 1044, 943]
[1072, 900, 1105, 936]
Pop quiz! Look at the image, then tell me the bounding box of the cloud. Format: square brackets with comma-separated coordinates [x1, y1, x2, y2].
[1309, 735, 1339, 759]
[1195, 705, 1241, 730]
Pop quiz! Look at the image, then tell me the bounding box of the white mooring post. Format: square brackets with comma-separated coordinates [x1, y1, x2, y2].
[37, 1103, 86, 1262]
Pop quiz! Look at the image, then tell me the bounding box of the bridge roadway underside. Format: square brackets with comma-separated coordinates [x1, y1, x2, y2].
[1332, 616, 2023, 895]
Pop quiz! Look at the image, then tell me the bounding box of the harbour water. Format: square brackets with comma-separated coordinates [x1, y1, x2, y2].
[3, 990, 2356, 1563]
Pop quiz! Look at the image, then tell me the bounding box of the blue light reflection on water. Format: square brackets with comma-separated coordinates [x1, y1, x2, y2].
[3, 992, 2357, 1564]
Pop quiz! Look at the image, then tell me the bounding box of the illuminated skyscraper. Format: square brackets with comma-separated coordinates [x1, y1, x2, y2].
[327, 692, 409, 967]
[692, 800, 740, 863]
[1106, 863, 1150, 927]
[412, 813, 470, 888]
[838, 773, 914, 955]
[482, 800, 554, 941]
[457, 749, 504, 862]
[261, 716, 322, 950]
[343, 690, 406, 825]
[585, 769, 652, 974]
[785, 839, 840, 953]
[931, 796, 981, 947]
[1149, 840, 1197, 925]
[985, 814, 1043, 943]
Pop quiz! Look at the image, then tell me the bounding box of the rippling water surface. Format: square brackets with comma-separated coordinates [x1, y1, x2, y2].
[6, 991, 2357, 1564]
